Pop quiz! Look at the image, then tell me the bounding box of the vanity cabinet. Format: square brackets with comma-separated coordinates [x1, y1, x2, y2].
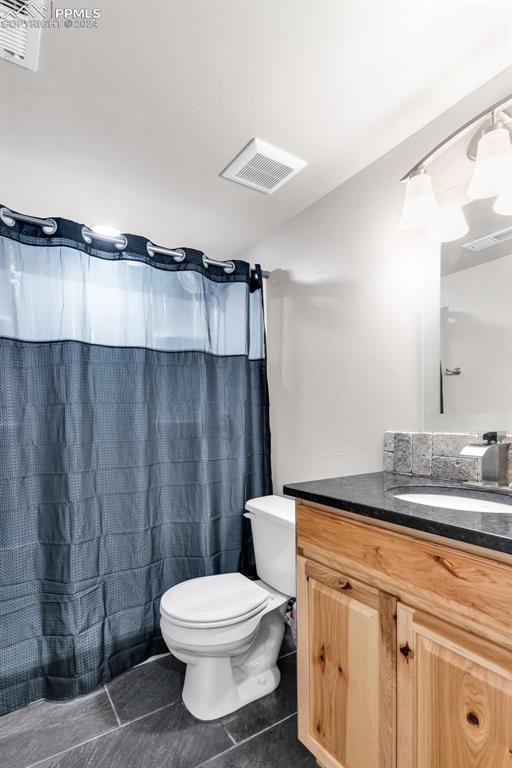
[297, 558, 396, 768]
[295, 500, 512, 768]
[397, 605, 512, 768]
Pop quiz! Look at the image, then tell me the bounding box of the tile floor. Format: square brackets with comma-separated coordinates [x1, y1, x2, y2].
[0, 630, 316, 768]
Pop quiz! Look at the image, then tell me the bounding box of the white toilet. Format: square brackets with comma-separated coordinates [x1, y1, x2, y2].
[159, 495, 295, 721]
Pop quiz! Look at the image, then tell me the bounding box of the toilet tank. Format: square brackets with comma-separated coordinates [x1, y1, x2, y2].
[244, 495, 295, 597]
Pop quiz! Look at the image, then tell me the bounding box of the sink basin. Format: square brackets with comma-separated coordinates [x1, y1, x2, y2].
[394, 491, 512, 514]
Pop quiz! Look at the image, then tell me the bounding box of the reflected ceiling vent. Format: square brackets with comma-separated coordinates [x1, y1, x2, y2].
[462, 226, 512, 252]
[221, 139, 307, 194]
[0, 0, 42, 71]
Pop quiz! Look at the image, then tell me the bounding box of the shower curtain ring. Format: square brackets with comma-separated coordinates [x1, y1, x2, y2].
[81, 226, 128, 251]
[0, 207, 57, 235]
[202, 254, 236, 274]
[146, 243, 186, 262]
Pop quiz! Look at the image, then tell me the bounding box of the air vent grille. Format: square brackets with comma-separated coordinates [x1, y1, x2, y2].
[1, 18, 27, 57]
[2, 0, 28, 11]
[235, 154, 294, 191]
[222, 139, 306, 194]
[0, 0, 42, 70]
[462, 226, 512, 252]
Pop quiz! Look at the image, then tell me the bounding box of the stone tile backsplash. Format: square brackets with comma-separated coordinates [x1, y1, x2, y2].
[383, 431, 499, 482]
[412, 432, 432, 476]
[394, 432, 412, 474]
[431, 455, 480, 482]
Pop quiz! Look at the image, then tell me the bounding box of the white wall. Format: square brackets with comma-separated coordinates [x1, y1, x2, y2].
[1, 2, 509, 261]
[243, 70, 512, 493]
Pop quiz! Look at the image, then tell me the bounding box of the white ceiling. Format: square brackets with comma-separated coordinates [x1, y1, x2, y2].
[0, 0, 511, 259]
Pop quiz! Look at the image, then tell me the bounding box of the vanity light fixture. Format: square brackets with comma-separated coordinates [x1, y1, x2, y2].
[439, 205, 469, 242]
[494, 186, 512, 216]
[400, 95, 512, 238]
[399, 171, 469, 241]
[398, 168, 438, 231]
[467, 115, 512, 201]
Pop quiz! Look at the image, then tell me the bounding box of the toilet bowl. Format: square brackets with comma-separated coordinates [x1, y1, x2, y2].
[160, 495, 295, 721]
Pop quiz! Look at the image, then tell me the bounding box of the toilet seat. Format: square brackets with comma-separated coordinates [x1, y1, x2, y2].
[162, 602, 268, 629]
[160, 573, 269, 629]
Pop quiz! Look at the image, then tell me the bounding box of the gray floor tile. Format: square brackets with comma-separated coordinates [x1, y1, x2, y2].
[201, 715, 316, 768]
[0, 690, 117, 768]
[221, 653, 296, 743]
[106, 653, 185, 724]
[37, 701, 232, 768]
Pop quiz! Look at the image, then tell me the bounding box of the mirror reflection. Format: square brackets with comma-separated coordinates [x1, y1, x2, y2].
[440, 197, 512, 415]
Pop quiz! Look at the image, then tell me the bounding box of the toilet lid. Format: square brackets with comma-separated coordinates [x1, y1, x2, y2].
[160, 573, 269, 625]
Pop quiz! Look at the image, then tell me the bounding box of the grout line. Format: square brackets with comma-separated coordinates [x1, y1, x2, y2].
[137, 651, 171, 666]
[24, 699, 182, 768]
[107, 697, 183, 728]
[104, 685, 122, 727]
[23, 649, 296, 768]
[24, 725, 120, 768]
[221, 725, 238, 746]
[193, 711, 297, 768]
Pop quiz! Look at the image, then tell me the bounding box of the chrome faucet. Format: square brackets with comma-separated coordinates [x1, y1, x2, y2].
[460, 431, 509, 487]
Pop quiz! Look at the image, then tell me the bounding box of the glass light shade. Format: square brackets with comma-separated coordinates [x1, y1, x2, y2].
[494, 189, 512, 216]
[492, 153, 512, 215]
[467, 125, 512, 200]
[399, 171, 438, 231]
[439, 206, 469, 242]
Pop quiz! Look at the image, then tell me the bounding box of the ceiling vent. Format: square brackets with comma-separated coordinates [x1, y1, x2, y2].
[221, 139, 307, 194]
[0, 0, 42, 71]
[462, 226, 512, 252]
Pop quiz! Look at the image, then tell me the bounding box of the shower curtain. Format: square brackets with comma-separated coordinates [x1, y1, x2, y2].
[0, 210, 272, 715]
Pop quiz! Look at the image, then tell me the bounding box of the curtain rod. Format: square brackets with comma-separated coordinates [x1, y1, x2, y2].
[0, 207, 269, 278]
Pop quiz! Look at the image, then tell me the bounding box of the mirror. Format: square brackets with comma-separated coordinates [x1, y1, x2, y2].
[422, 99, 512, 434]
[423, 194, 512, 432]
[440, 197, 512, 417]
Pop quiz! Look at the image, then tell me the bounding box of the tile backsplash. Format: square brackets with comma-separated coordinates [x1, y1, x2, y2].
[384, 431, 512, 484]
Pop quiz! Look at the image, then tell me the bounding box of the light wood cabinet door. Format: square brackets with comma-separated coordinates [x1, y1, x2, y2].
[397, 604, 512, 768]
[297, 556, 396, 768]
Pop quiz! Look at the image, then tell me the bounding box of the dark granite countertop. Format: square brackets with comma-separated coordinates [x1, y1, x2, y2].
[283, 472, 512, 556]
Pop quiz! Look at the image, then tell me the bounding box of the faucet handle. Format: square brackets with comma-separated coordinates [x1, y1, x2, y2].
[482, 431, 507, 444]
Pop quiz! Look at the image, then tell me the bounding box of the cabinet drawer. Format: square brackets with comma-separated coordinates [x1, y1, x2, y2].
[297, 502, 512, 639]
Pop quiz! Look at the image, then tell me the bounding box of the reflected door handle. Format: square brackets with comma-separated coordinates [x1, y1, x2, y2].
[444, 367, 461, 376]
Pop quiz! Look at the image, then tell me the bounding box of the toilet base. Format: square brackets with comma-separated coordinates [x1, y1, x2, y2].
[233, 662, 281, 709]
[179, 608, 286, 721]
[182, 660, 281, 721]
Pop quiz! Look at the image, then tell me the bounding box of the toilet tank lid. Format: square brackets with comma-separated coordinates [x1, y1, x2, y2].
[245, 495, 295, 529]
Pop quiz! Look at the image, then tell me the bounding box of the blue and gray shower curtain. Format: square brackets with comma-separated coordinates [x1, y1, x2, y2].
[0, 209, 272, 715]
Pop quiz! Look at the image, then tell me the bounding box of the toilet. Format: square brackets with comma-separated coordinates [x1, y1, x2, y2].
[159, 495, 295, 721]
